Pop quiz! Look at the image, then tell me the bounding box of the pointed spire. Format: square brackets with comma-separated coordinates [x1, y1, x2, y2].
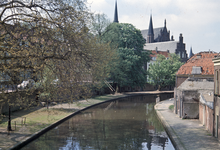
[148, 15, 154, 36]
[189, 46, 193, 58]
[113, 1, 119, 23]
[164, 19, 166, 27]
[147, 14, 154, 43]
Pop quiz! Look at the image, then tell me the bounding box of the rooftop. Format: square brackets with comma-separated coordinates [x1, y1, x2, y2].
[141, 27, 164, 41]
[150, 50, 169, 58]
[176, 51, 218, 75]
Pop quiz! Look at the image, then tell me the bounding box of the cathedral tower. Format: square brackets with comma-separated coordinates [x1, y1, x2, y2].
[113, 1, 119, 23]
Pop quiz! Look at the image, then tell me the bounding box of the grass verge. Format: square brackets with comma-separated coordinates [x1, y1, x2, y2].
[169, 105, 174, 111]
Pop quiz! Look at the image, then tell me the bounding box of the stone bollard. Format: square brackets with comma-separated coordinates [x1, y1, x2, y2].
[156, 96, 160, 103]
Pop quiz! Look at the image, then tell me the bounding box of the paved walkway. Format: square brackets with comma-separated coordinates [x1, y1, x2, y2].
[155, 99, 220, 150]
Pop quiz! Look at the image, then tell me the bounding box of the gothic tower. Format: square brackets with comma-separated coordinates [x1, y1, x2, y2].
[113, 1, 119, 23]
[160, 19, 170, 42]
[147, 15, 154, 43]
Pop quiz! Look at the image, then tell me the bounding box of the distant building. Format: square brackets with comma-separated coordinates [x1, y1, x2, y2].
[144, 49, 170, 71]
[141, 15, 188, 62]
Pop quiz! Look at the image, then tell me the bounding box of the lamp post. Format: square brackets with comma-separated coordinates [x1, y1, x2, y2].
[7, 106, 12, 131]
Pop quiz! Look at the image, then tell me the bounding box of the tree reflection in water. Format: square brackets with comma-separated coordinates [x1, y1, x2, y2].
[22, 94, 175, 150]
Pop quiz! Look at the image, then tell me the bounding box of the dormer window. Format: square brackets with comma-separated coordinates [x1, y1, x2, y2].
[197, 54, 201, 58]
[191, 66, 202, 74]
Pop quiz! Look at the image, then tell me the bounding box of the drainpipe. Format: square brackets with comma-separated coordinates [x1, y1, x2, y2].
[180, 97, 183, 118]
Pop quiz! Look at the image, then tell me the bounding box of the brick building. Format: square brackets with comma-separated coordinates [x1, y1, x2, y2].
[176, 52, 217, 87]
[174, 52, 217, 126]
[144, 49, 169, 71]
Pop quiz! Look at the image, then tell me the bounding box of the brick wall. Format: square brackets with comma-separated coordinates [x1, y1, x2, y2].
[199, 103, 214, 134]
[206, 105, 214, 134]
[176, 76, 187, 88]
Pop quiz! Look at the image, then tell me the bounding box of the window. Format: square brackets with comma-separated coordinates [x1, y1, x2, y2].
[152, 57, 156, 61]
[182, 52, 185, 58]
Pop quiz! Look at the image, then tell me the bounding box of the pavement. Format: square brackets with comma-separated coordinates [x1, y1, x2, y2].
[155, 99, 220, 150]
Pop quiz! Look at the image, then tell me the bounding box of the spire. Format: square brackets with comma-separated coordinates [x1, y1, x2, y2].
[189, 46, 193, 58]
[148, 15, 154, 36]
[164, 19, 166, 27]
[113, 1, 119, 23]
[147, 14, 154, 43]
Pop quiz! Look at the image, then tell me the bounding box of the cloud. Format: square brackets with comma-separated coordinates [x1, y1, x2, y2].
[87, 0, 109, 14]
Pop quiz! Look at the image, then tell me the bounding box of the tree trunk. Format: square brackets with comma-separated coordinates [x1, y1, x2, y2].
[115, 85, 119, 94]
[158, 85, 161, 91]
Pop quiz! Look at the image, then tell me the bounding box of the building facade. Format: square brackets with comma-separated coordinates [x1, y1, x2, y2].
[141, 15, 188, 62]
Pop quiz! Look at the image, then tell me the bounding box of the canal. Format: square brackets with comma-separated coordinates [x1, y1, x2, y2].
[21, 93, 175, 150]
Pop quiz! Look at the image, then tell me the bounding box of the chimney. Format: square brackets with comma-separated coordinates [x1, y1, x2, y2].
[171, 35, 174, 41]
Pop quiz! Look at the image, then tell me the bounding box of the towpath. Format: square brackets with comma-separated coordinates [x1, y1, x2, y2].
[155, 99, 220, 150]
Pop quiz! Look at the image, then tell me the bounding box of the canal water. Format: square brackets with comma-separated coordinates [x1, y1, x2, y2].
[21, 94, 175, 150]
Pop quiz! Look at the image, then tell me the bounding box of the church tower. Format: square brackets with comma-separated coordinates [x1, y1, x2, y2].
[113, 1, 119, 23]
[147, 15, 154, 43]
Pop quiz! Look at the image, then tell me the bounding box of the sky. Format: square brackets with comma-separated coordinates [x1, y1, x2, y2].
[86, 0, 220, 55]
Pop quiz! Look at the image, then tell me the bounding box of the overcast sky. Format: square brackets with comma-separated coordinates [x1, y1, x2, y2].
[87, 0, 220, 55]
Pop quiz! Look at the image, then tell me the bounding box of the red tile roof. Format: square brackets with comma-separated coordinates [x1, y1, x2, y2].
[176, 52, 218, 75]
[150, 50, 169, 58]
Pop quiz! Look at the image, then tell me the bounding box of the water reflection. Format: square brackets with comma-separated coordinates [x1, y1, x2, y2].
[22, 94, 175, 150]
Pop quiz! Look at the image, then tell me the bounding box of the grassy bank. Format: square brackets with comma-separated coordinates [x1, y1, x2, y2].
[0, 94, 121, 132]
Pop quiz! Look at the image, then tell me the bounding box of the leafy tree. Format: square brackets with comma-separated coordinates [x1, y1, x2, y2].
[102, 23, 151, 92]
[147, 53, 183, 90]
[0, 0, 115, 115]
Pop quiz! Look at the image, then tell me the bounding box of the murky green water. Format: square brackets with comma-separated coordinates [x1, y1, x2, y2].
[21, 94, 175, 150]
